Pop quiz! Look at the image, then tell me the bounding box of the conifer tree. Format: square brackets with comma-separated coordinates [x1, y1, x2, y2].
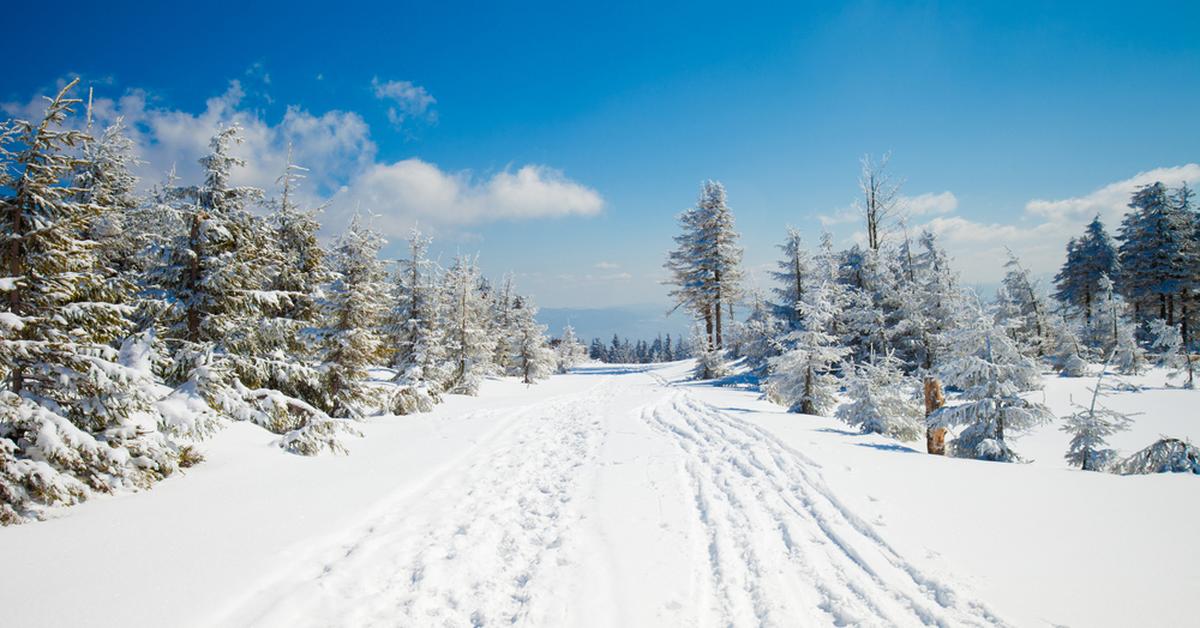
[321, 215, 390, 417]
[929, 298, 1053, 462]
[387, 227, 447, 398]
[509, 296, 554, 384]
[440, 255, 493, 394]
[1054, 216, 1119, 323]
[994, 250, 1050, 357]
[665, 180, 743, 349]
[1062, 366, 1134, 471]
[1150, 318, 1195, 389]
[835, 351, 924, 440]
[765, 280, 848, 415]
[555, 325, 587, 373]
[1, 80, 175, 522]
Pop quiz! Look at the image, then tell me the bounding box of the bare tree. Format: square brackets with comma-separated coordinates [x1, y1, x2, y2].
[857, 153, 903, 251]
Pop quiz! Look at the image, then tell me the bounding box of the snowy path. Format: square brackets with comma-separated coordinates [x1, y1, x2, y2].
[220, 368, 1006, 627]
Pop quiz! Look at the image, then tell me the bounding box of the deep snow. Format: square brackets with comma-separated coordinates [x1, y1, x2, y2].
[0, 362, 1196, 627]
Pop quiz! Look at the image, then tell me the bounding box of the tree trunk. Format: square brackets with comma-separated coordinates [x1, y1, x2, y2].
[924, 376, 947, 455]
[714, 268, 723, 349]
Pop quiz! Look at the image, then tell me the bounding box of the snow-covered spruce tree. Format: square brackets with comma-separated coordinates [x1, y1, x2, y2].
[1149, 318, 1195, 389]
[147, 126, 349, 454]
[835, 351, 924, 440]
[1054, 216, 1119, 325]
[1061, 365, 1134, 471]
[246, 152, 329, 409]
[0, 80, 176, 523]
[690, 323, 730, 380]
[736, 290, 783, 373]
[385, 227, 446, 414]
[1047, 315, 1089, 377]
[664, 180, 743, 350]
[929, 298, 1053, 462]
[770, 227, 810, 331]
[994, 249, 1051, 357]
[509, 295, 554, 384]
[74, 116, 145, 277]
[440, 255, 494, 394]
[555, 324, 587, 374]
[765, 280, 849, 415]
[321, 215, 390, 418]
[489, 274, 518, 375]
[905, 230, 968, 371]
[1111, 317, 1146, 376]
[1116, 183, 1194, 326]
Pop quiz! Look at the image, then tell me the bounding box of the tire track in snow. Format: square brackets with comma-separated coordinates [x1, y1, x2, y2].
[644, 389, 1008, 627]
[234, 382, 616, 627]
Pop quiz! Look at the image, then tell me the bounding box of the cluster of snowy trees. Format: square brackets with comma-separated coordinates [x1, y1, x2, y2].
[0, 81, 560, 524]
[1053, 183, 1199, 388]
[667, 158, 1197, 468]
[587, 333, 689, 364]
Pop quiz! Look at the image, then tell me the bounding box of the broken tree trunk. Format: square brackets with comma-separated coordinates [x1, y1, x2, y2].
[924, 376, 947, 455]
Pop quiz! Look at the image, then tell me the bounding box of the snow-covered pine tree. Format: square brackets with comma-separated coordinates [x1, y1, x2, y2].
[664, 180, 743, 350]
[835, 351, 924, 440]
[929, 297, 1053, 462]
[321, 215, 390, 417]
[385, 227, 446, 413]
[1, 80, 176, 523]
[1111, 317, 1146, 376]
[765, 279, 849, 415]
[1149, 318, 1195, 388]
[1054, 216, 1119, 325]
[440, 255, 493, 394]
[509, 295, 554, 384]
[1061, 365, 1134, 471]
[555, 324, 587, 374]
[994, 249, 1051, 357]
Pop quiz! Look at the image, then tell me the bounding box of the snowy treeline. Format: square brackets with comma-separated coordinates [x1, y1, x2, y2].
[666, 157, 1199, 466]
[0, 81, 559, 524]
[587, 333, 690, 364]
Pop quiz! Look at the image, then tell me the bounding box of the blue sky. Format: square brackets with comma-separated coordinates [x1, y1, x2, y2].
[5, 0, 1200, 316]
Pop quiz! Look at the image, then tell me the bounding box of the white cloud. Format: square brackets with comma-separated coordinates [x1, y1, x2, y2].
[371, 77, 436, 127]
[818, 191, 957, 226]
[916, 165, 1200, 284]
[330, 160, 603, 235]
[899, 191, 957, 216]
[3, 77, 602, 241]
[1025, 165, 1200, 223]
[594, 261, 620, 270]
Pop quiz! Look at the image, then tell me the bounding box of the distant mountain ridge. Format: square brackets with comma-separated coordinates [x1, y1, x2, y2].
[537, 304, 690, 341]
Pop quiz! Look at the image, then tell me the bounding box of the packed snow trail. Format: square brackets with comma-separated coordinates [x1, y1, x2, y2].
[220, 366, 1005, 627]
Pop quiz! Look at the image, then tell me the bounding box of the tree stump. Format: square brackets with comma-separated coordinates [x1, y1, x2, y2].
[924, 376, 947, 455]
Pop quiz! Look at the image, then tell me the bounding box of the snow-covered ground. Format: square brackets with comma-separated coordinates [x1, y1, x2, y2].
[1, 362, 1196, 627]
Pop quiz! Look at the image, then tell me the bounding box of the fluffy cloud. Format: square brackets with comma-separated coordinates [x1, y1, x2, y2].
[819, 191, 957, 225]
[918, 165, 1200, 284]
[329, 160, 603, 234]
[3, 77, 602, 239]
[899, 191, 957, 216]
[371, 77, 436, 127]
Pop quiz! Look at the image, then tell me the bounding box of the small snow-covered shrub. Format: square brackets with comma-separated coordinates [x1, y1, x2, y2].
[1116, 438, 1200, 475]
[835, 353, 923, 440]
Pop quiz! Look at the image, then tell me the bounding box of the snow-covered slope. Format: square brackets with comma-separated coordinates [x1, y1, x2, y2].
[0, 363, 1195, 627]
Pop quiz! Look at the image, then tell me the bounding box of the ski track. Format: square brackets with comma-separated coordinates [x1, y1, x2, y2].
[241, 382, 617, 628]
[231, 371, 1008, 627]
[643, 388, 1007, 627]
